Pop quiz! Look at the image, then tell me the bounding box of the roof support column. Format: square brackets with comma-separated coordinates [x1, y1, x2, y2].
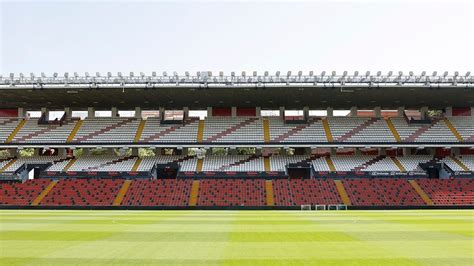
[41, 107, 49, 119]
[350, 106, 358, 117]
[111, 107, 118, 117]
[256, 107, 261, 117]
[135, 107, 142, 119]
[445, 106, 452, 116]
[159, 107, 165, 119]
[17, 107, 25, 118]
[231, 107, 237, 117]
[182, 107, 189, 120]
[88, 107, 95, 118]
[420, 106, 429, 120]
[279, 107, 285, 118]
[64, 107, 72, 119]
[374, 106, 381, 118]
[303, 107, 309, 120]
[397, 106, 405, 117]
[207, 107, 212, 118]
[326, 107, 333, 117]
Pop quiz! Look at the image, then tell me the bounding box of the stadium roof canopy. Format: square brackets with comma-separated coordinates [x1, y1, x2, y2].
[1, 71, 472, 110]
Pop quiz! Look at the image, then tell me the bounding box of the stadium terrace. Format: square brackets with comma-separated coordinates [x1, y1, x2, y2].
[0, 70, 473, 210]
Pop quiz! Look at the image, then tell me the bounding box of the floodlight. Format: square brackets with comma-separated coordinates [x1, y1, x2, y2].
[242, 71, 246, 77]
[298, 71, 302, 77]
[219, 71, 224, 77]
[9, 73, 14, 79]
[287, 71, 291, 77]
[64, 72, 69, 78]
[321, 71, 326, 76]
[365, 71, 370, 77]
[398, 71, 403, 76]
[130, 72, 134, 77]
[309, 71, 314, 76]
[118, 72, 122, 77]
[454, 71, 459, 76]
[74, 72, 78, 78]
[253, 71, 257, 77]
[421, 71, 426, 76]
[343, 71, 348, 76]
[152, 71, 157, 77]
[354, 71, 359, 76]
[332, 71, 336, 76]
[184, 71, 189, 77]
[208, 71, 212, 77]
[264, 71, 269, 77]
[196, 72, 201, 77]
[465, 72, 471, 77]
[276, 71, 280, 77]
[107, 72, 112, 78]
[443, 71, 448, 77]
[173, 72, 178, 77]
[387, 71, 392, 77]
[30, 73, 35, 79]
[53, 72, 58, 78]
[432, 71, 437, 76]
[41, 72, 46, 78]
[376, 71, 381, 77]
[20, 73, 24, 78]
[162, 72, 167, 77]
[85, 72, 90, 77]
[231, 72, 235, 77]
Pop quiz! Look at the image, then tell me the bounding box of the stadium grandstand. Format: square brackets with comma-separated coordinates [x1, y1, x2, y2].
[0, 71, 473, 209]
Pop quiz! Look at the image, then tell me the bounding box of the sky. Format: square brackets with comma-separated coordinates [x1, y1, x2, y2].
[1, 0, 473, 78]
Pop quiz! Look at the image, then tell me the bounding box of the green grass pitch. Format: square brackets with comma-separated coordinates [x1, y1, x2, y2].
[0, 210, 473, 265]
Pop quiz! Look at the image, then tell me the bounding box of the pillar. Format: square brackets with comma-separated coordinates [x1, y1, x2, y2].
[229, 149, 238, 155]
[40, 107, 49, 119]
[87, 107, 95, 118]
[256, 107, 261, 117]
[326, 107, 334, 117]
[159, 107, 165, 119]
[330, 148, 336, 156]
[131, 148, 139, 156]
[303, 107, 309, 120]
[355, 148, 362, 155]
[111, 107, 118, 117]
[182, 107, 189, 119]
[402, 148, 410, 156]
[107, 148, 115, 155]
[350, 106, 358, 117]
[304, 147, 312, 155]
[64, 107, 72, 119]
[379, 148, 386, 156]
[33, 148, 40, 156]
[135, 107, 142, 119]
[182, 148, 189, 156]
[397, 106, 405, 117]
[7, 148, 18, 156]
[231, 107, 237, 117]
[374, 106, 381, 118]
[445, 106, 452, 116]
[279, 107, 285, 118]
[207, 107, 213, 118]
[420, 106, 429, 120]
[17, 107, 25, 118]
[155, 147, 163, 156]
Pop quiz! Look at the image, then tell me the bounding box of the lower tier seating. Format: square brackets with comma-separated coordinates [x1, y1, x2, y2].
[197, 179, 266, 206]
[273, 179, 342, 206]
[0, 179, 51, 205]
[416, 178, 474, 205]
[122, 179, 192, 206]
[342, 178, 426, 206]
[40, 179, 124, 206]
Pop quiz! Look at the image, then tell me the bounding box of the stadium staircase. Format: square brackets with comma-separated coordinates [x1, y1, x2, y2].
[354, 155, 386, 171]
[443, 118, 463, 142]
[450, 156, 470, 171]
[272, 117, 321, 142]
[0, 158, 17, 173]
[131, 158, 142, 172]
[67, 120, 84, 143]
[408, 180, 433, 206]
[322, 118, 334, 142]
[31, 180, 58, 206]
[334, 180, 351, 205]
[6, 119, 26, 143]
[189, 180, 200, 206]
[134, 120, 146, 142]
[196, 159, 204, 172]
[197, 120, 205, 142]
[204, 117, 259, 142]
[265, 180, 275, 206]
[337, 117, 378, 142]
[62, 158, 77, 172]
[385, 118, 401, 142]
[391, 157, 407, 172]
[75, 118, 135, 142]
[142, 118, 198, 142]
[404, 119, 442, 142]
[325, 157, 337, 172]
[263, 118, 271, 142]
[264, 157, 271, 171]
[112, 180, 132, 206]
[13, 119, 75, 143]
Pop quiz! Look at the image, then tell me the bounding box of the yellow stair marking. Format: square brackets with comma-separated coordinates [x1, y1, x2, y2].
[113, 180, 132, 206]
[451, 156, 470, 171]
[325, 157, 336, 172]
[263, 118, 271, 142]
[391, 157, 407, 172]
[408, 180, 433, 205]
[322, 118, 333, 142]
[334, 180, 351, 206]
[62, 158, 77, 172]
[265, 180, 275, 206]
[31, 180, 58, 206]
[134, 119, 146, 142]
[131, 158, 142, 172]
[196, 158, 203, 172]
[0, 158, 17, 173]
[197, 120, 205, 142]
[386, 118, 402, 142]
[67, 120, 84, 142]
[443, 118, 463, 142]
[264, 157, 271, 172]
[189, 180, 200, 206]
[6, 119, 26, 143]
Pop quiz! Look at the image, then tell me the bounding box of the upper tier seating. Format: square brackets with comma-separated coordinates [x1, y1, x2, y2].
[62, 155, 137, 172]
[137, 156, 197, 172]
[331, 155, 373, 171]
[413, 119, 458, 143]
[203, 117, 264, 143]
[0, 118, 20, 143]
[447, 116, 474, 141]
[40, 178, 124, 206]
[1, 156, 62, 173]
[416, 178, 474, 205]
[267, 117, 327, 143]
[139, 117, 199, 142]
[72, 118, 139, 143]
[273, 178, 342, 206]
[197, 179, 266, 206]
[121, 179, 192, 206]
[458, 155, 474, 171]
[0, 179, 51, 205]
[202, 155, 265, 172]
[11, 119, 77, 143]
[342, 178, 426, 206]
